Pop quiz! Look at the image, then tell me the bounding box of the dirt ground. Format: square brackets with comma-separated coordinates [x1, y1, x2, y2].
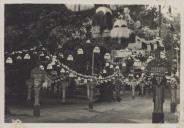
[5, 92, 179, 123]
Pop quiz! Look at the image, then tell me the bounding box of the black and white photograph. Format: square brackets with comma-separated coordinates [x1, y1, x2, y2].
[4, 3, 181, 124]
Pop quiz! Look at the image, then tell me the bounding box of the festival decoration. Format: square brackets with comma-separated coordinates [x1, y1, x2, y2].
[77, 48, 84, 55]
[93, 6, 113, 31]
[111, 19, 130, 39]
[24, 54, 31, 60]
[6, 57, 13, 64]
[17, 56, 22, 60]
[67, 54, 74, 61]
[65, 4, 94, 12]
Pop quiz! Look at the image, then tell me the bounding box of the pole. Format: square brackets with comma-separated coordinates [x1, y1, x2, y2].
[62, 84, 66, 103]
[92, 52, 94, 75]
[87, 84, 90, 99]
[132, 84, 135, 100]
[33, 85, 40, 117]
[89, 85, 94, 110]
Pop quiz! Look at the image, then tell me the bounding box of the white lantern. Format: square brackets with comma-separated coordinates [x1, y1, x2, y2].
[6, 57, 13, 64]
[83, 79, 87, 84]
[104, 53, 111, 60]
[122, 63, 126, 67]
[39, 65, 44, 70]
[93, 46, 100, 53]
[103, 69, 107, 74]
[47, 64, 53, 70]
[77, 48, 84, 55]
[115, 65, 119, 69]
[67, 54, 74, 61]
[99, 75, 103, 79]
[60, 68, 65, 73]
[17, 56, 22, 60]
[105, 63, 110, 67]
[45, 56, 50, 59]
[77, 77, 81, 81]
[141, 66, 145, 71]
[24, 54, 31, 60]
[69, 73, 74, 77]
[40, 52, 44, 57]
[86, 39, 91, 44]
[110, 65, 114, 68]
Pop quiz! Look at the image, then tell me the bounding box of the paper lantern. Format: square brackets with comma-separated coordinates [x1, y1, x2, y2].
[122, 63, 126, 67]
[18, 51, 22, 54]
[45, 56, 50, 59]
[17, 56, 22, 60]
[115, 65, 119, 69]
[84, 79, 88, 84]
[86, 39, 91, 44]
[124, 7, 130, 14]
[103, 69, 107, 74]
[110, 19, 130, 38]
[6, 57, 13, 64]
[33, 51, 37, 55]
[77, 48, 84, 55]
[40, 52, 44, 57]
[77, 77, 81, 81]
[99, 75, 103, 79]
[39, 65, 44, 70]
[93, 46, 100, 53]
[67, 54, 74, 61]
[141, 66, 145, 71]
[47, 64, 53, 70]
[105, 63, 110, 67]
[24, 54, 31, 60]
[69, 73, 74, 77]
[65, 4, 94, 12]
[104, 53, 111, 60]
[110, 65, 114, 68]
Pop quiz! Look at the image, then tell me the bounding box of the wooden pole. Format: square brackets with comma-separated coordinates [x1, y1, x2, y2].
[89, 85, 93, 110]
[132, 84, 135, 100]
[33, 85, 40, 117]
[87, 84, 90, 99]
[62, 84, 66, 103]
